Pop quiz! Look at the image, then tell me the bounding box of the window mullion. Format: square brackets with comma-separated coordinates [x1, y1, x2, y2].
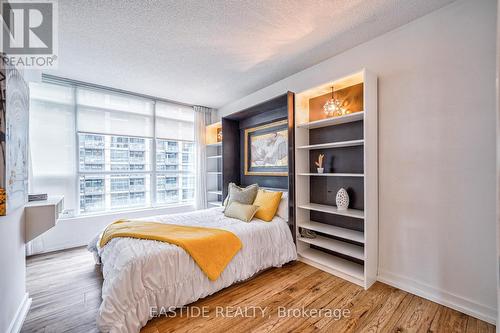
[74, 85, 80, 215]
[152, 101, 158, 207]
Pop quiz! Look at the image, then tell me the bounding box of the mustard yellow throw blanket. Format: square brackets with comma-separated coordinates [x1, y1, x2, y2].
[99, 219, 242, 281]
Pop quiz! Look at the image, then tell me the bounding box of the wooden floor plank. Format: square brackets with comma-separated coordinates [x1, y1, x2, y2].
[467, 317, 480, 333]
[258, 278, 349, 333]
[301, 282, 364, 331]
[390, 294, 440, 333]
[356, 287, 408, 333]
[188, 270, 332, 333]
[318, 282, 388, 333]
[149, 262, 318, 333]
[20, 247, 495, 333]
[248, 271, 343, 333]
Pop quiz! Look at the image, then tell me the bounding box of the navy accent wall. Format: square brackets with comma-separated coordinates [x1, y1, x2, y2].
[222, 92, 295, 236]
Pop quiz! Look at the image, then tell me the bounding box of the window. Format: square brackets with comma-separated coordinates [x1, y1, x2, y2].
[29, 81, 196, 217]
[110, 149, 128, 162]
[78, 133, 153, 213]
[29, 83, 78, 212]
[111, 192, 130, 208]
[155, 139, 195, 205]
[182, 189, 194, 201]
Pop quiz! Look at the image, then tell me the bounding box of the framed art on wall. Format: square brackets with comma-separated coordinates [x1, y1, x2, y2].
[244, 119, 288, 176]
[0, 64, 29, 216]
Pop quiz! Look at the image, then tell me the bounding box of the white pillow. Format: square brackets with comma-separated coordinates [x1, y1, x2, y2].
[276, 191, 288, 220]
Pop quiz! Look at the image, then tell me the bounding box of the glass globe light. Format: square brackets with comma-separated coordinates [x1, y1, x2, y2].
[323, 87, 346, 117]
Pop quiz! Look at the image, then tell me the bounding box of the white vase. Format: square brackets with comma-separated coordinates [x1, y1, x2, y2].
[317, 168, 324, 174]
[336, 188, 349, 210]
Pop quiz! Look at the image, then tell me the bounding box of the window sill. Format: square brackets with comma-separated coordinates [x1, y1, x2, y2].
[59, 203, 195, 222]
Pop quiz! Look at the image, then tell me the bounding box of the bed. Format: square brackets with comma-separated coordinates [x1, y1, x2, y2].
[88, 206, 297, 333]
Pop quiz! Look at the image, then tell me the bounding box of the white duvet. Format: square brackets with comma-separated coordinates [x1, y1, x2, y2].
[88, 207, 297, 333]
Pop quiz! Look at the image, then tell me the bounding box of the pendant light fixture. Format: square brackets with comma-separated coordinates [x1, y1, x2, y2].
[323, 86, 346, 117]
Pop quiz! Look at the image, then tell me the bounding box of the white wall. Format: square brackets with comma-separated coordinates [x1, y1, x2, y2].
[0, 207, 29, 333]
[0, 68, 40, 333]
[27, 205, 195, 255]
[220, 0, 498, 323]
[496, 0, 500, 327]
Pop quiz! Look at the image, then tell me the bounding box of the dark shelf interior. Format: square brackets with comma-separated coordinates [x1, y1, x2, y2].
[222, 92, 296, 238]
[305, 116, 365, 265]
[309, 120, 363, 145]
[311, 245, 364, 265]
[309, 146, 364, 174]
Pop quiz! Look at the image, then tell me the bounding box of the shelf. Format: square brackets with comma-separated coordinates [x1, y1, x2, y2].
[208, 201, 222, 207]
[207, 171, 222, 175]
[298, 220, 364, 243]
[207, 155, 222, 159]
[298, 235, 364, 260]
[207, 190, 222, 195]
[298, 173, 364, 177]
[297, 139, 364, 150]
[297, 112, 364, 129]
[298, 203, 364, 219]
[294, 69, 377, 290]
[298, 247, 364, 283]
[25, 196, 64, 242]
[206, 122, 222, 145]
[207, 142, 222, 147]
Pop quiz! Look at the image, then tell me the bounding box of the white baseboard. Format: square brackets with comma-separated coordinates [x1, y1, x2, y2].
[26, 240, 87, 256]
[378, 269, 496, 325]
[7, 293, 31, 333]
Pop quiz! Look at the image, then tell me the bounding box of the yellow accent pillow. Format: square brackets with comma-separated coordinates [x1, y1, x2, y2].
[253, 190, 283, 222]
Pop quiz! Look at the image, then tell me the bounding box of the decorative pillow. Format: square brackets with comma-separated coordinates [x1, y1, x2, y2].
[276, 191, 289, 220]
[253, 190, 283, 222]
[224, 183, 259, 211]
[224, 201, 259, 222]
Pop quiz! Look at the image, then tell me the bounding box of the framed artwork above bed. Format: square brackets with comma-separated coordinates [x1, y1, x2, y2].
[244, 119, 288, 176]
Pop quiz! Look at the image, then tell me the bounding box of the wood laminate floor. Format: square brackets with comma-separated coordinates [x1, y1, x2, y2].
[21, 247, 495, 333]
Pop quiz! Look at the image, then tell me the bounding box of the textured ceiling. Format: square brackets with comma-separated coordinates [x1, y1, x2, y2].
[48, 0, 455, 108]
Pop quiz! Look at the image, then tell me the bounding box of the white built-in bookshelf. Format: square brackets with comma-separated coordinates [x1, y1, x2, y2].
[206, 122, 223, 207]
[294, 69, 378, 289]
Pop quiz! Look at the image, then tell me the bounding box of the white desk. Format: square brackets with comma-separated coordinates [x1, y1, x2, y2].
[25, 196, 64, 242]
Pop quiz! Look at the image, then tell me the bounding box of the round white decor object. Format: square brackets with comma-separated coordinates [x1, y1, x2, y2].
[336, 188, 349, 210]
